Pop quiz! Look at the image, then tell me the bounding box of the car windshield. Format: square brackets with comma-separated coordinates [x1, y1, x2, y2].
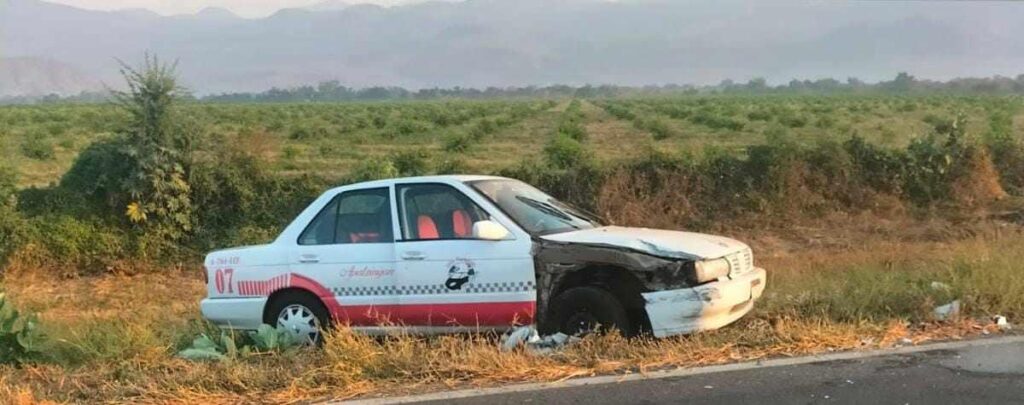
[469, 179, 601, 236]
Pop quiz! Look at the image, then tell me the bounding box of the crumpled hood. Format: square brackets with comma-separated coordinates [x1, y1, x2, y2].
[539, 226, 748, 260]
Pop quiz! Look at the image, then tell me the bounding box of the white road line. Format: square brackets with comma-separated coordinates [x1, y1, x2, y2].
[337, 334, 1024, 404]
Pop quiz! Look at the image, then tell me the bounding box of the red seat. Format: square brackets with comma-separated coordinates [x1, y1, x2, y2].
[452, 210, 472, 238]
[417, 215, 439, 239]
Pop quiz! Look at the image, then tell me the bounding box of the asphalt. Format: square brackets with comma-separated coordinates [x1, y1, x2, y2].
[404, 337, 1024, 405]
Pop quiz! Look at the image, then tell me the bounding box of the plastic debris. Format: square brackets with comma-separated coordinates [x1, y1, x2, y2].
[501, 326, 540, 351]
[994, 315, 1012, 330]
[930, 281, 951, 291]
[501, 326, 580, 354]
[933, 300, 961, 321]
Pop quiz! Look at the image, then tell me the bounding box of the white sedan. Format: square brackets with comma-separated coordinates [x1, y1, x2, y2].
[201, 175, 766, 343]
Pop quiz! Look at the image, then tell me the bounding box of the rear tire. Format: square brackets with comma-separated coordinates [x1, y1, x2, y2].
[549, 286, 634, 337]
[265, 291, 330, 345]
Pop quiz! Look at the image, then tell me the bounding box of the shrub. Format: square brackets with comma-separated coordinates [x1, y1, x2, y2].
[59, 138, 133, 208]
[778, 114, 808, 128]
[543, 133, 588, 169]
[442, 132, 473, 153]
[385, 119, 430, 137]
[389, 150, 431, 176]
[289, 124, 330, 140]
[23, 215, 128, 276]
[190, 145, 323, 250]
[557, 119, 587, 141]
[634, 116, 674, 140]
[468, 118, 498, 140]
[843, 136, 905, 194]
[20, 137, 55, 160]
[350, 159, 399, 182]
[113, 55, 195, 239]
[0, 209, 26, 269]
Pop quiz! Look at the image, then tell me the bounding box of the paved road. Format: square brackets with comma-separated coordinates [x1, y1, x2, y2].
[416, 338, 1024, 405]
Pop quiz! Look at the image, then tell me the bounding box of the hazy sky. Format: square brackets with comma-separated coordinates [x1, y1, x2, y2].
[43, 0, 445, 18]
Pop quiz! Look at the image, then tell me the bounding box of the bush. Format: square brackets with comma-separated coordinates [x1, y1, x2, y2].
[191, 146, 323, 250]
[442, 132, 473, 153]
[350, 159, 399, 182]
[23, 215, 128, 276]
[113, 56, 195, 239]
[557, 119, 587, 142]
[543, 133, 588, 169]
[389, 150, 431, 176]
[289, 124, 330, 140]
[20, 137, 55, 160]
[634, 116, 674, 140]
[0, 209, 27, 269]
[59, 138, 133, 208]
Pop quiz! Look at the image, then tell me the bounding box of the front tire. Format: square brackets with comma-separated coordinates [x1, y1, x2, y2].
[549, 286, 634, 337]
[265, 292, 330, 345]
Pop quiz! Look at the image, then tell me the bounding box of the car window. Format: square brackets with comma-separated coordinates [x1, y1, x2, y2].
[298, 187, 393, 245]
[397, 184, 491, 240]
[469, 179, 600, 236]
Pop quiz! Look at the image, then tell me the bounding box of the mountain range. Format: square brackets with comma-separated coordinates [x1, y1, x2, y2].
[2, 0, 1023, 97]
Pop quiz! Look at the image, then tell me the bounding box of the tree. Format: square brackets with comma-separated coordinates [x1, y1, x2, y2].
[113, 55, 195, 239]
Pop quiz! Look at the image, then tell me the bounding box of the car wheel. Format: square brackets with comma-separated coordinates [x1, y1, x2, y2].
[266, 292, 330, 345]
[549, 286, 634, 337]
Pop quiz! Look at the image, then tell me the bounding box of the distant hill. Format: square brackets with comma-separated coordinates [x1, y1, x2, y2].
[2, 0, 1023, 96]
[0, 57, 103, 97]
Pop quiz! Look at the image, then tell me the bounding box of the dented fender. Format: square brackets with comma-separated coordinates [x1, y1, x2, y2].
[532, 239, 694, 331]
[643, 267, 767, 338]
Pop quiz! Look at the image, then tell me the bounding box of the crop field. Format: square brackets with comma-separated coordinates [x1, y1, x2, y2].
[2, 95, 1021, 188]
[2, 90, 1024, 403]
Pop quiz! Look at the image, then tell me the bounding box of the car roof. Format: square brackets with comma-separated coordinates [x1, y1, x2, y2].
[333, 174, 512, 191]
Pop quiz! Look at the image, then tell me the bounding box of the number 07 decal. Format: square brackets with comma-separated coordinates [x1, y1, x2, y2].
[215, 268, 235, 294]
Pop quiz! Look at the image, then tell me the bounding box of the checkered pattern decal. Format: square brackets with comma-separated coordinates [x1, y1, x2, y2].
[331, 281, 535, 297]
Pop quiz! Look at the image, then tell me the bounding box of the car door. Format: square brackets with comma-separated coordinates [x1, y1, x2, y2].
[289, 186, 399, 326]
[393, 182, 535, 329]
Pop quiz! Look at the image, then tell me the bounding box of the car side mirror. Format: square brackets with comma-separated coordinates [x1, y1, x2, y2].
[472, 220, 510, 241]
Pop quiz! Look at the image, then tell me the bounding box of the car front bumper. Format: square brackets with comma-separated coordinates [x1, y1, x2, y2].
[200, 297, 268, 330]
[642, 267, 767, 338]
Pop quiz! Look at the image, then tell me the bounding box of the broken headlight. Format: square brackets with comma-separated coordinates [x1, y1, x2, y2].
[692, 258, 730, 284]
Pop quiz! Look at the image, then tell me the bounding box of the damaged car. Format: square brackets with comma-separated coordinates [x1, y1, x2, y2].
[201, 175, 767, 343]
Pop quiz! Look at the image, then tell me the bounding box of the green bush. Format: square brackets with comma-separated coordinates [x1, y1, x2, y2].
[289, 124, 330, 140]
[350, 159, 400, 182]
[557, 118, 587, 142]
[20, 137, 56, 160]
[543, 133, 589, 170]
[442, 132, 473, 153]
[634, 116, 674, 140]
[191, 150, 323, 250]
[59, 138, 133, 208]
[389, 150, 431, 176]
[26, 215, 128, 276]
[0, 208, 26, 269]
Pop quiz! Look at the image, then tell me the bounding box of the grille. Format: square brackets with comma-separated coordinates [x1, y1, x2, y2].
[726, 248, 754, 277]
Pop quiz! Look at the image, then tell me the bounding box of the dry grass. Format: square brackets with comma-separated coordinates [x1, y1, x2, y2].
[1, 231, 1022, 403]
